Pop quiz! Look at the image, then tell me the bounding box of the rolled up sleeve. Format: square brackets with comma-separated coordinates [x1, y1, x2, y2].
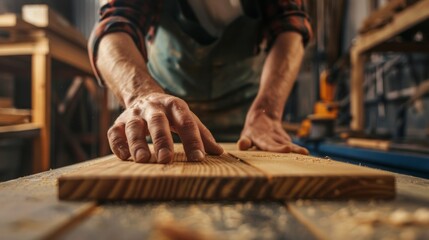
[261, 0, 313, 50]
[88, 0, 162, 85]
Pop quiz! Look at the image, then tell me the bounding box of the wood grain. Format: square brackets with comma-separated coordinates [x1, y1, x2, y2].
[230, 151, 395, 200]
[59, 148, 395, 201]
[59, 153, 268, 201]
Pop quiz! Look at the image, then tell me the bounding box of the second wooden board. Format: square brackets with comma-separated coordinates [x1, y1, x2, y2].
[58, 149, 395, 201]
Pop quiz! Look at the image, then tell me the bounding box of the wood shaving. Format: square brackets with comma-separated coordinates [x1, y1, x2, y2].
[356, 208, 429, 227]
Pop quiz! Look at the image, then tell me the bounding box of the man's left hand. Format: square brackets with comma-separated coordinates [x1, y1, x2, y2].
[237, 111, 309, 154]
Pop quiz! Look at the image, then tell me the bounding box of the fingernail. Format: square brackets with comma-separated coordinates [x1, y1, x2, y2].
[157, 148, 172, 163]
[135, 149, 149, 163]
[189, 150, 205, 161]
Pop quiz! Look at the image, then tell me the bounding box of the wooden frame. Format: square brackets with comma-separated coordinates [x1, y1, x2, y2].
[0, 12, 109, 173]
[350, 0, 429, 131]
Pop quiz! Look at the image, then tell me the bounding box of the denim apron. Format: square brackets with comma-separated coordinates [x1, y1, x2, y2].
[146, 1, 266, 140]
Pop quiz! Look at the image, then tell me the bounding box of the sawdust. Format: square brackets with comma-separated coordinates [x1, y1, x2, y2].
[355, 208, 429, 227]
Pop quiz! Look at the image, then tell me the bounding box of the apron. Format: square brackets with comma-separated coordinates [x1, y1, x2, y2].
[146, 0, 266, 141]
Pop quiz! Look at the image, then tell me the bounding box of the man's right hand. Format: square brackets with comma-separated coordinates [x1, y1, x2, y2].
[107, 93, 224, 164]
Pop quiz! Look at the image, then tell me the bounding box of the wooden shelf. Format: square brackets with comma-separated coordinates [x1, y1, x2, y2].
[0, 108, 31, 125]
[0, 123, 40, 139]
[350, 0, 429, 131]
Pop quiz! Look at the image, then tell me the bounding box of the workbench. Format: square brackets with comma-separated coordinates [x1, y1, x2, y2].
[0, 144, 428, 239]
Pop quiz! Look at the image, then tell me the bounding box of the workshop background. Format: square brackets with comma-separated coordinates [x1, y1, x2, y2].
[0, 0, 428, 181]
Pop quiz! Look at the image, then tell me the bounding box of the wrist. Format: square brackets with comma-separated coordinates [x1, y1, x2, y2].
[123, 81, 164, 108]
[248, 96, 284, 121]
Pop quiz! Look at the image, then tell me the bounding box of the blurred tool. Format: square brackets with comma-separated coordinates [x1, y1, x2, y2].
[298, 69, 339, 140]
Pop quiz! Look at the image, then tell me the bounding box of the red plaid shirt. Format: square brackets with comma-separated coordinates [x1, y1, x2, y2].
[89, 0, 312, 84]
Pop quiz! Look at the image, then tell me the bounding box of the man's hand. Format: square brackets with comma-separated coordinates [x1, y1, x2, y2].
[96, 33, 223, 163]
[237, 32, 308, 154]
[238, 110, 309, 155]
[108, 93, 224, 163]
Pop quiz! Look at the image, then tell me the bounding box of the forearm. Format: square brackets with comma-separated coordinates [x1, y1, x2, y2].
[96, 32, 163, 107]
[250, 32, 305, 120]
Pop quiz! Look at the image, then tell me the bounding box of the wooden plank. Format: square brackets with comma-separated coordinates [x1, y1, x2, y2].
[0, 108, 31, 125]
[287, 173, 429, 240]
[0, 123, 40, 139]
[359, 0, 407, 34]
[0, 98, 13, 108]
[0, 13, 35, 30]
[59, 149, 395, 201]
[230, 151, 395, 200]
[347, 138, 391, 151]
[354, 0, 429, 53]
[0, 157, 115, 240]
[31, 53, 51, 173]
[350, 50, 366, 131]
[59, 153, 268, 201]
[0, 14, 37, 43]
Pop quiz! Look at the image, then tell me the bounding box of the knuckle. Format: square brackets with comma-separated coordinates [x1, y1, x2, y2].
[166, 97, 187, 110]
[152, 134, 170, 147]
[131, 107, 142, 116]
[178, 118, 196, 130]
[107, 124, 123, 139]
[107, 125, 127, 148]
[127, 134, 142, 147]
[186, 139, 201, 149]
[128, 140, 146, 150]
[110, 135, 126, 147]
[149, 112, 166, 123]
[126, 118, 143, 130]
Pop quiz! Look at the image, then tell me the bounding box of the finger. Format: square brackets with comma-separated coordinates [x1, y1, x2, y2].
[169, 104, 205, 161]
[145, 111, 174, 164]
[192, 113, 224, 155]
[253, 134, 309, 155]
[107, 122, 131, 160]
[290, 143, 310, 155]
[125, 117, 151, 163]
[252, 135, 293, 153]
[237, 136, 253, 150]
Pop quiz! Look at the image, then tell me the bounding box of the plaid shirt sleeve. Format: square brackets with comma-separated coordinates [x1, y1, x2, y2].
[88, 0, 162, 85]
[260, 0, 313, 50]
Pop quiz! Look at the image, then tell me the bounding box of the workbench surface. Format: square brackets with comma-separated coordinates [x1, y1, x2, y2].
[1, 145, 428, 239]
